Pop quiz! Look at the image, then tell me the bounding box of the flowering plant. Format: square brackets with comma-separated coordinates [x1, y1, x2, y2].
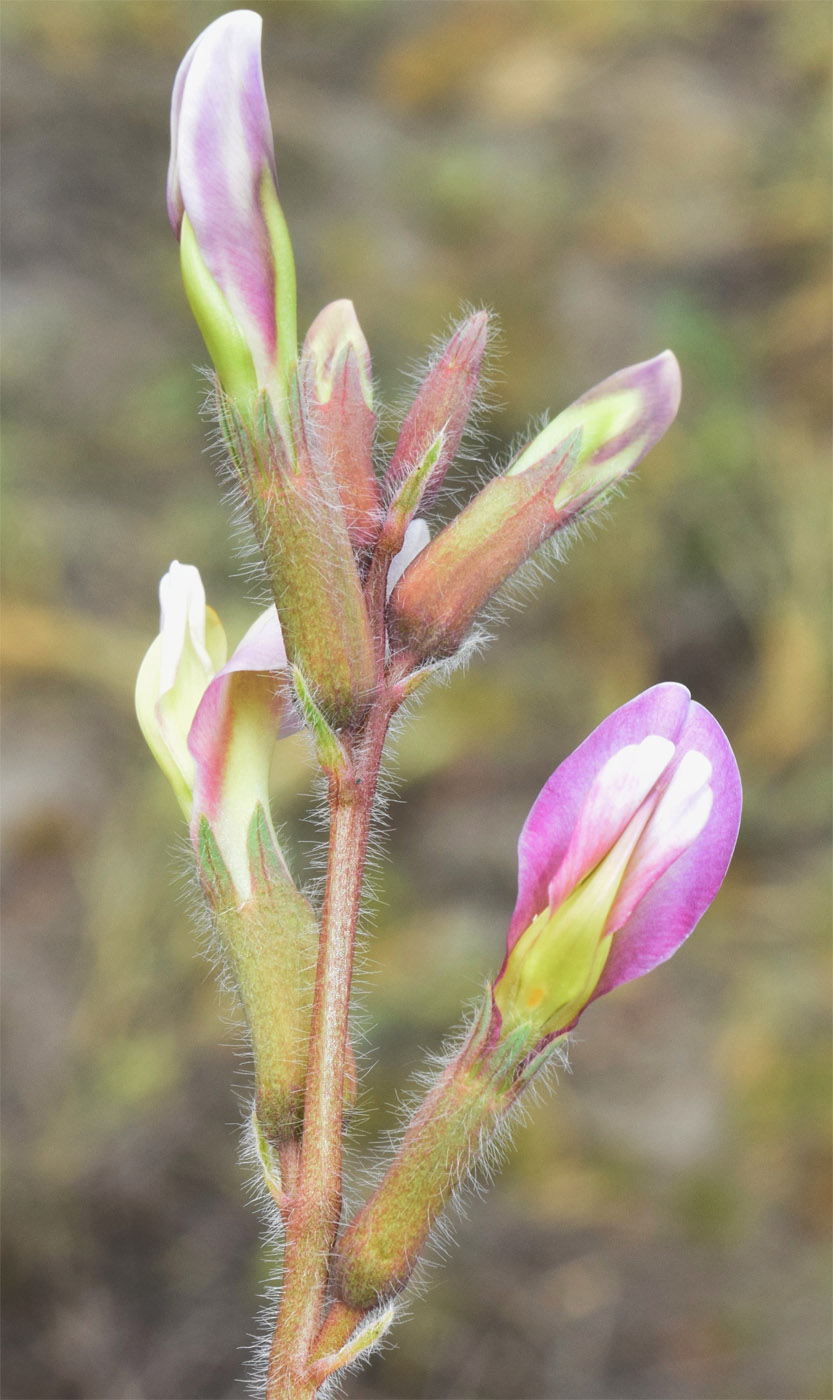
[136, 11, 741, 1395]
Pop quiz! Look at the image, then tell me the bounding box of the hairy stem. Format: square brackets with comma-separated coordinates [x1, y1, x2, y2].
[265, 694, 391, 1397]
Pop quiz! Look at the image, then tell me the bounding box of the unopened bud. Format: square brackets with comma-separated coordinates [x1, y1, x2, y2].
[507, 350, 681, 511]
[383, 310, 489, 511]
[388, 352, 681, 662]
[387, 431, 582, 662]
[168, 10, 297, 408]
[301, 300, 381, 553]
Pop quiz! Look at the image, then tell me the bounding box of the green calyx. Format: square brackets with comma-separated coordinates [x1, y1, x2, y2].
[259, 170, 298, 388]
[197, 808, 319, 1144]
[494, 875, 618, 1041]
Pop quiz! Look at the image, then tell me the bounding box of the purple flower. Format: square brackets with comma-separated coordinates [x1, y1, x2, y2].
[493, 683, 742, 1041]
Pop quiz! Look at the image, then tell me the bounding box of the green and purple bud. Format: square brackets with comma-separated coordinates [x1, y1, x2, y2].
[492, 683, 742, 1047]
[300, 299, 381, 554]
[387, 351, 681, 662]
[168, 10, 296, 408]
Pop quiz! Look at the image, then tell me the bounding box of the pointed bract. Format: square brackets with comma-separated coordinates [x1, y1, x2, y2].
[384, 311, 489, 510]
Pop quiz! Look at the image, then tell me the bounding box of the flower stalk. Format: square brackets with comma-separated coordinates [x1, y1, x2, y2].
[265, 690, 397, 1397]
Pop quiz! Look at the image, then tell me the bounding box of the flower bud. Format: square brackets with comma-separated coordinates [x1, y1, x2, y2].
[300, 300, 381, 554]
[387, 430, 582, 661]
[507, 350, 681, 509]
[168, 10, 296, 407]
[383, 311, 489, 511]
[492, 683, 742, 1045]
[388, 352, 681, 662]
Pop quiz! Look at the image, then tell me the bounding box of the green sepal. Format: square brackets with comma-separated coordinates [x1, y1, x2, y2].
[198, 806, 319, 1144]
[259, 170, 298, 390]
[252, 1105, 287, 1207]
[247, 799, 293, 890]
[484, 1021, 538, 1087]
[513, 1033, 567, 1088]
[197, 814, 235, 908]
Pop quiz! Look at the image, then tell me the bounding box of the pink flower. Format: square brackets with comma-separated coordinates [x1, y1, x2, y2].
[493, 683, 742, 1041]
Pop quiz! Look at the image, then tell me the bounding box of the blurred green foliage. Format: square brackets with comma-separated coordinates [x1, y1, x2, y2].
[2, 2, 830, 1398]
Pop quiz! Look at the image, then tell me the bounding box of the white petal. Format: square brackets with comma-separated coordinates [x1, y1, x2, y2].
[387, 519, 431, 599]
[158, 561, 213, 694]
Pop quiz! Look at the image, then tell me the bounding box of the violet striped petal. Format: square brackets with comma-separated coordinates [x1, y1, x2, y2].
[168, 10, 295, 392]
[496, 683, 741, 1044]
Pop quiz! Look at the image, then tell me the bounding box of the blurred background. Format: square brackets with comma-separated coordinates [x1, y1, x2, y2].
[2, 2, 831, 1397]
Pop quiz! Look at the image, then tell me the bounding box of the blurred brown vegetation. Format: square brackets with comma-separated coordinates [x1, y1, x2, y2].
[2, 2, 831, 1398]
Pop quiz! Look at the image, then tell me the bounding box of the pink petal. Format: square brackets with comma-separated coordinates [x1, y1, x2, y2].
[224, 603, 289, 677]
[589, 698, 741, 1002]
[187, 605, 298, 827]
[545, 734, 675, 912]
[604, 748, 713, 934]
[509, 684, 694, 949]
